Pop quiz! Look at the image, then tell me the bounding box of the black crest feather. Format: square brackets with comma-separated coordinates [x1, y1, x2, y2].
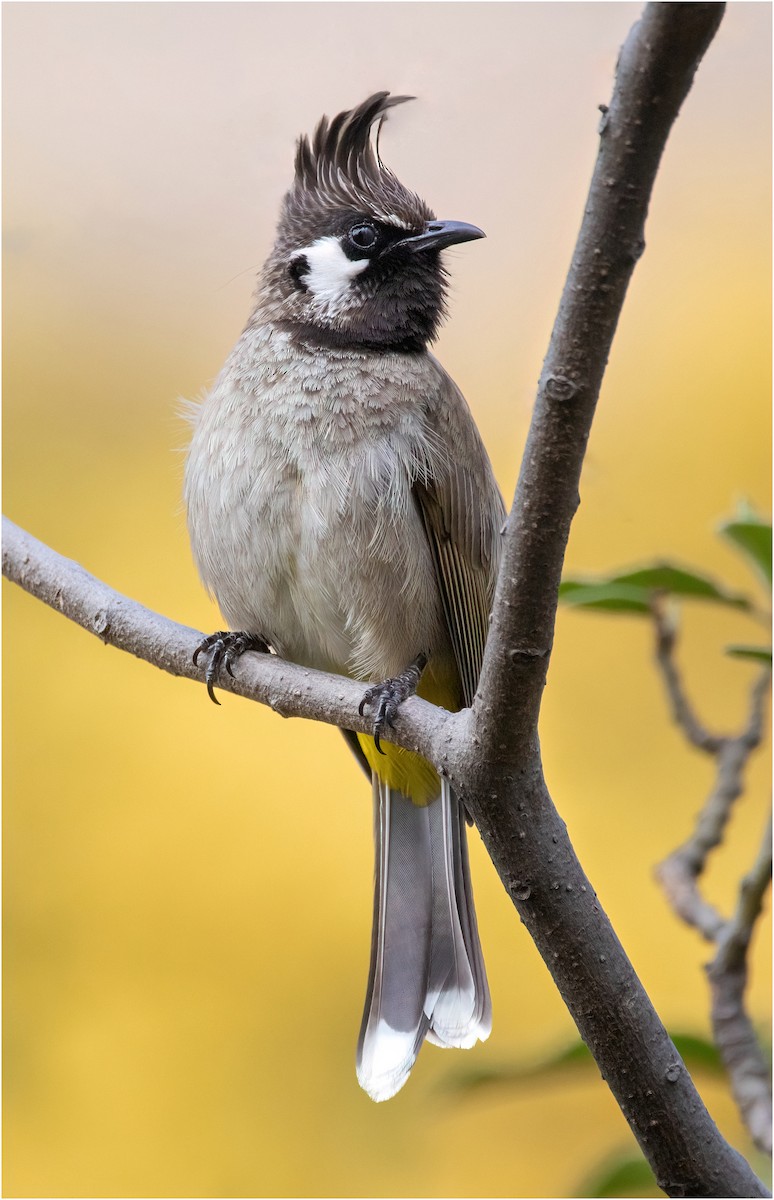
[288, 92, 433, 232]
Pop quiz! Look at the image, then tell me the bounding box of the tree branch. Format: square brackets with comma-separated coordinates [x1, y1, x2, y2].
[4, 5, 769, 1197]
[652, 600, 724, 753]
[1, 517, 451, 763]
[447, 4, 766, 1196]
[651, 603, 772, 1154]
[708, 812, 773, 1156]
[475, 2, 727, 753]
[655, 601, 770, 942]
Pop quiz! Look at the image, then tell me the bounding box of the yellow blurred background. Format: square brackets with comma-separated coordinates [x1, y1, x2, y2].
[3, 3, 770, 1197]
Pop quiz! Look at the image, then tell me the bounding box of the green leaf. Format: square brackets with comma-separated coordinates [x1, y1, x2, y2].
[670, 1032, 724, 1074]
[725, 645, 773, 665]
[441, 1032, 724, 1095]
[578, 1154, 659, 1199]
[558, 580, 653, 614]
[719, 508, 772, 585]
[560, 562, 752, 613]
[439, 1040, 593, 1093]
[610, 563, 751, 609]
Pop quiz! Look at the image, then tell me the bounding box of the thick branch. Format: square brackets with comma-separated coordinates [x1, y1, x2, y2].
[447, 4, 766, 1195]
[476, 2, 727, 753]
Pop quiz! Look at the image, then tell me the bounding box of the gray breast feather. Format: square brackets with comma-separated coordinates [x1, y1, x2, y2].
[184, 327, 503, 685]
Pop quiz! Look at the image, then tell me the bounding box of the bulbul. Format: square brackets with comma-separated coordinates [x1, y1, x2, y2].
[184, 93, 505, 1102]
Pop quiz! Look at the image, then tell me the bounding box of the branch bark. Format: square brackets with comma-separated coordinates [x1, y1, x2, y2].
[0, 518, 450, 761]
[476, 2, 726, 746]
[4, 4, 768, 1197]
[651, 603, 772, 1155]
[652, 602, 724, 754]
[709, 813, 773, 1156]
[449, 4, 767, 1196]
[656, 608, 770, 944]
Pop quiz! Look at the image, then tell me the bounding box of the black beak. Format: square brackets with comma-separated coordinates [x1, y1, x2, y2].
[387, 220, 486, 255]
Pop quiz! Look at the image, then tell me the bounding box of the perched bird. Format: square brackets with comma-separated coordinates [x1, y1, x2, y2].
[185, 93, 505, 1101]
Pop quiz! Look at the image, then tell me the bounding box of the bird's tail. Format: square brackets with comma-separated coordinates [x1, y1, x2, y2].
[356, 775, 491, 1102]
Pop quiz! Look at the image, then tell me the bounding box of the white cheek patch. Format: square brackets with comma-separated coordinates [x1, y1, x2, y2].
[292, 236, 369, 312]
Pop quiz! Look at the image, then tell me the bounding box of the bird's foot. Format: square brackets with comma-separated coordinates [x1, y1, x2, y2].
[358, 652, 428, 754]
[193, 630, 270, 705]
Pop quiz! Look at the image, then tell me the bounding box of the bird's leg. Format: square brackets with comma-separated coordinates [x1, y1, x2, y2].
[358, 652, 428, 754]
[193, 630, 270, 705]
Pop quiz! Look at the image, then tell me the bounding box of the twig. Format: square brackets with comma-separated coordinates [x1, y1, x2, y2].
[652, 602, 772, 1153]
[652, 599, 723, 753]
[657, 736, 754, 942]
[708, 813, 773, 1155]
[654, 606, 769, 940]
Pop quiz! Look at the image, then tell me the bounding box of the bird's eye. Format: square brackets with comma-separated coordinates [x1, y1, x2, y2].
[348, 222, 378, 251]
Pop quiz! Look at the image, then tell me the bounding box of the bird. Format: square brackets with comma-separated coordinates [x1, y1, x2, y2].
[184, 92, 505, 1102]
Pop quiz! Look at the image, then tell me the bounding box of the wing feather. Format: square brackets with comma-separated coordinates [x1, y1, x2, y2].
[414, 369, 505, 708]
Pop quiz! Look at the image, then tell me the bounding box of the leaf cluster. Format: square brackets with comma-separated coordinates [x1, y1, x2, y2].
[559, 503, 772, 665]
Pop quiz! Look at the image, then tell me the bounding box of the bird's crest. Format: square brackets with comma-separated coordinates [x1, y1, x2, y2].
[287, 92, 433, 232]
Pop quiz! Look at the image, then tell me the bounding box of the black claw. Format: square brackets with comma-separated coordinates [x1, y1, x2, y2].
[193, 630, 269, 703]
[359, 652, 428, 753]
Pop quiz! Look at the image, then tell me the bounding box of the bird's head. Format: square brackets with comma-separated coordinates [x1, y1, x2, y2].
[258, 93, 484, 352]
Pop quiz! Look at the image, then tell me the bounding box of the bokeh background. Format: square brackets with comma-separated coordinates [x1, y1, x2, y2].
[4, 3, 771, 1197]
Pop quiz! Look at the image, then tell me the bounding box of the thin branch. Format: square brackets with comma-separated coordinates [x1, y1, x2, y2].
[1, 517, 451, 763]
[717, 812, 774, 974]
[652, 599, 723, 753]
[708, 812, 773, 1155]
[652, 602, 772, 1152]
[657, 740, 746, 942]
[654, 605, 770, 941]
[656, 676, 770, 942]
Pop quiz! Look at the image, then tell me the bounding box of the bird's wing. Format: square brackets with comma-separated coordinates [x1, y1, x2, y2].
[415, 364, 506, 708]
